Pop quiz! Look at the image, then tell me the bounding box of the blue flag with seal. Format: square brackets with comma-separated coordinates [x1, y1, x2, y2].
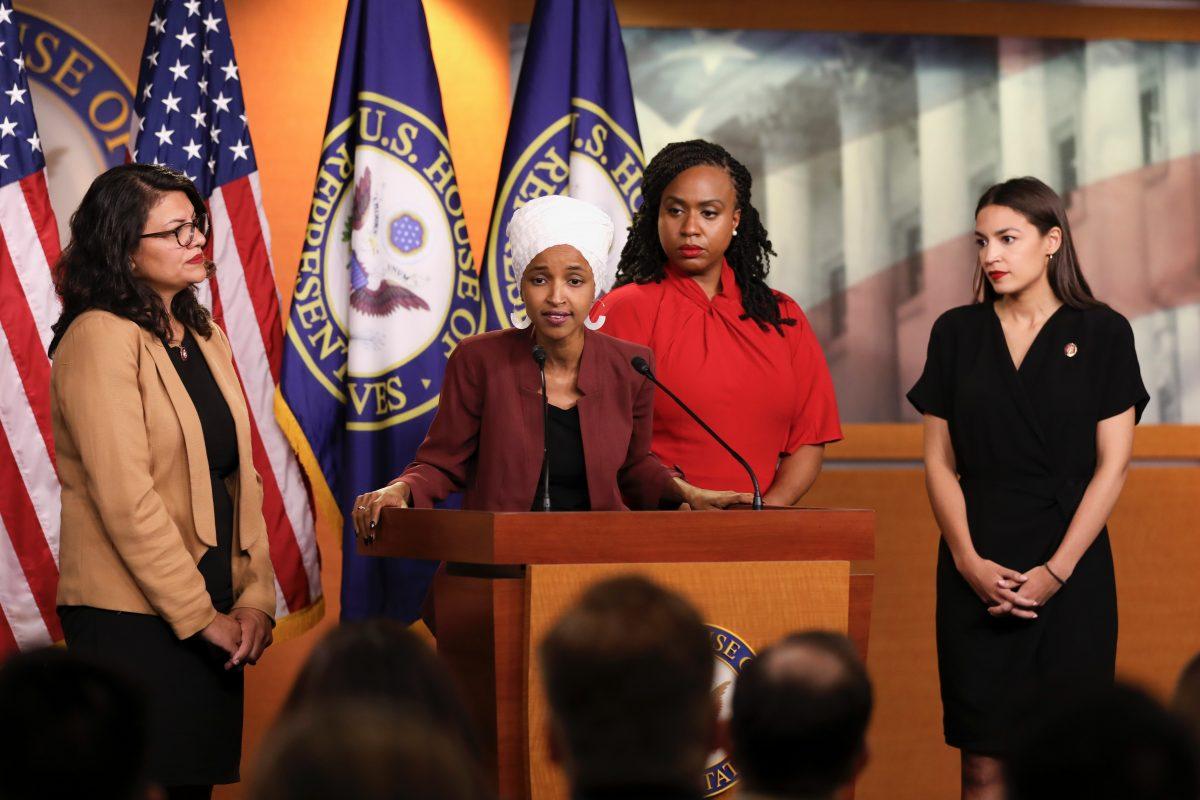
[278, 0, 481, 622]
[482, 0, 643, 330]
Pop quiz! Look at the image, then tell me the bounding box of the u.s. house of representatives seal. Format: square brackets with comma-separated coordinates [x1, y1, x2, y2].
[289, 91, 483, 430]
[705, 624, 756, 797]
[485, 97, 643, 328]
[16, 9, 133, 242]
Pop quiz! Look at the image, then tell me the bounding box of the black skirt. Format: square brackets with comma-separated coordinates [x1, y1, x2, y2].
[60, 330, 244, 786]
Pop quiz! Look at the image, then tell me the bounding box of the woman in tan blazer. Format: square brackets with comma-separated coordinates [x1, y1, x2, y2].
[49, 164, 275, 799]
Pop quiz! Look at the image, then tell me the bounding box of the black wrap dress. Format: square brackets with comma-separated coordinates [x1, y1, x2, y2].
[907, 302, 1148, 754]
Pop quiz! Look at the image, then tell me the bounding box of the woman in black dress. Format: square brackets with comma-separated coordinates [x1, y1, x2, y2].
[50, 164, 276, 799]
[908, 177, 1148, 800]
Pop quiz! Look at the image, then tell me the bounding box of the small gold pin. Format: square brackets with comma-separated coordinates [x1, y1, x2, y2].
[1064, 342, 1078, 358]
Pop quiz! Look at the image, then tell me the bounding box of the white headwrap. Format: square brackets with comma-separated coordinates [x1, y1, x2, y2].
[506, 194, 614, 308]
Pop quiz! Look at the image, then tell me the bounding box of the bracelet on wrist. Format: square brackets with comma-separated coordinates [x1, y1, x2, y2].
[1043, 563, 1066, 586]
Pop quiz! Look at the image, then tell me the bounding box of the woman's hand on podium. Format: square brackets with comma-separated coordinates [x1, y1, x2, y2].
[672, 478, 753, 511]
[353, 481, 412, 544]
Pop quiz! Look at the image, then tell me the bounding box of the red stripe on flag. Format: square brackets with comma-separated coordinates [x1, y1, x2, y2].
[0, 607, 19, 658]
[18, 171, 61, 274]
[243, 397, 311, 611]
[220, 176, 283, 381]
[0, 423, 62, 641]
[207, 278, 310, 612]
[0, 230, 54, 459]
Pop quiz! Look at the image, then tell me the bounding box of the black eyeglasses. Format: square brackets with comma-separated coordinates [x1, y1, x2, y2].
[139, 216, 210, 248]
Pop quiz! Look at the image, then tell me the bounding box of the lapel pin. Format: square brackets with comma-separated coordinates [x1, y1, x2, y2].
[1064, 342, 1078, 358]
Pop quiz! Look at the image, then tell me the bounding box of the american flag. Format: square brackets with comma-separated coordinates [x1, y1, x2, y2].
[132, 0, 322, 633]
[0, 0, 62, 655]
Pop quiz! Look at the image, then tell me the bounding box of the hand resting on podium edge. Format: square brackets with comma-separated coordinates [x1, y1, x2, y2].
[353, 481, 412, 544]
[669, 477, 753, 511]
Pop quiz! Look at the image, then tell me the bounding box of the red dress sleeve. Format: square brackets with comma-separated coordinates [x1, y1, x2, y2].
[590, 284, 653, 346]
[782, 301, 843, 452]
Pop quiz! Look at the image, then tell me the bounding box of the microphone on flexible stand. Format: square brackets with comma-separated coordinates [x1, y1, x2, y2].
[532, 344, 551, 511]
[629, 356, 763, 510]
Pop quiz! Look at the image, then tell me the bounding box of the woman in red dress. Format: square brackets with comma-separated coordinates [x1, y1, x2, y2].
[591, 140, 842, 503]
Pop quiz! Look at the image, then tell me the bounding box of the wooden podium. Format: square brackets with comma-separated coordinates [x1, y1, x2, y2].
[362, 508, 874, 800]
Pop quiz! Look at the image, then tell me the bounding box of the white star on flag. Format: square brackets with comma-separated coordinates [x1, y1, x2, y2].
[161, 91, 182, 113]
[154, 123, 174, 145]
[201, 47, 212, 64]
[212, 91, 232, 112]
[0, 152, 9, 170]
[5, 82, 25, 104]
[229, 139, 249, 160]
[168, 59, 189, 81]
[11, 54, 21, 72]
[184, 0, 201, 16]
[191, 108, 207, 127]
[183, 138, 202, 159]
[0, 116, 15, 137]
[149, 13, 166, 34]
[26, 131, 39, 152]
[221, 60, 239, 82]
[198, 78, 208, 95]
[176, 29, 197, 49]
[0, 5, 13, 24]
[202, 12, 221, 33]
[209, 125, 221, 143]
[146, 49, 159, 66]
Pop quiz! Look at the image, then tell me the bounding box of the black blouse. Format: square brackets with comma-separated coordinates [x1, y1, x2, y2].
[164, 329, 239, 610]
[531, 404, 591, 512]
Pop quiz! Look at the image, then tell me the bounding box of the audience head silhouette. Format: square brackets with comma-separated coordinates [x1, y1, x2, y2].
[282, 619, 480, 761]
[730, 631, 872, 799]
[0, 647, 151, 800]
[1006, 682, 1198, 800]
[250, 702, 491, 800]
[1173, 651, 1200, 758]
[539, 575, 715, 796]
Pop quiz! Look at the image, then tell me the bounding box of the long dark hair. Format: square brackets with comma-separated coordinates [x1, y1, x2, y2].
[48, 163, 213, 356]
[974, 177, 1102, 309]
[614, 139, 794, 334]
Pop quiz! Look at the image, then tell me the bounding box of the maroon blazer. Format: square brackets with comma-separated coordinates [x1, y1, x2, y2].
[394, 327, 674, 511]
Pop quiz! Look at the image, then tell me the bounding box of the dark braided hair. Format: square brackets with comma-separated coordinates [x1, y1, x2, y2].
[49, 163, 214, 356]
[614, 139, 794, 334]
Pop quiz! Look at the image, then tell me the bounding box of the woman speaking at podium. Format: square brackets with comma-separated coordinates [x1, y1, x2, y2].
[589, 140, 842, 506]
[352, 195, 748, 538]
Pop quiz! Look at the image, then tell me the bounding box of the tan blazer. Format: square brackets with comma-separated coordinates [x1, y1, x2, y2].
[52, 310, 276, 639]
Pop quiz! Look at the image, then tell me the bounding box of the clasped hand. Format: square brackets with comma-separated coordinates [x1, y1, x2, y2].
[958, 555, 1063, 619]
[200, 607, 273, 670]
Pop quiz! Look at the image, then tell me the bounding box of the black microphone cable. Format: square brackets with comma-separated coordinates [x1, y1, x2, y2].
[532, 344, 551, 511]
[630, 355, 763, 510]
